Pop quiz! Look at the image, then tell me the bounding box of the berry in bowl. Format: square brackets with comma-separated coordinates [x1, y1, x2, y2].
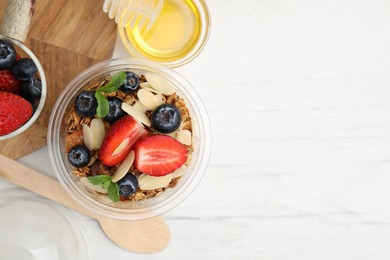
[48, 58, 211, 220]
[0, 36, 46, 140]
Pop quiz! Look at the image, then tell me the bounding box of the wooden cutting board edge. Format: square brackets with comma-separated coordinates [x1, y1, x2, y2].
[0, 0, 117, 159]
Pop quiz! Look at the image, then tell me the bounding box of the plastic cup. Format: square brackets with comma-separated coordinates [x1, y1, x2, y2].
[48, 58, 211, 220]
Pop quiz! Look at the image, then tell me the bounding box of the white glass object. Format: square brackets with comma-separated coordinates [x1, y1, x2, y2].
[0, 188, 90, 260]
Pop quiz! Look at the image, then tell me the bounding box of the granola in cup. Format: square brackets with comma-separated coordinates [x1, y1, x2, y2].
[48, 58, 211, 220]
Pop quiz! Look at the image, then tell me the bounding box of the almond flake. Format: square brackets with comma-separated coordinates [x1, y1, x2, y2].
[82, 124, 94, 150]
[165, 131, 178, 138]
[138, 173, 148, 183]
[176, 130, 192, 145]
[143, 87, 161, 94]
[140, 82, 152, 89]
[133, 101, 148, 113]
[121, 102, 151, 126]
[112, 137, 130, 156]
[145, 73, 176, 95]
[112, 150, 135, 182]
[140, 82, 160, 94]
[137, 89, 161, 110]
[97, 194, 114, 204]
[91, 118, 105, 149]
[156, 94, 164, 105]
[87, 156, 97, 166]
[171, 165, 187, 178]
[138, 173, 173, 190]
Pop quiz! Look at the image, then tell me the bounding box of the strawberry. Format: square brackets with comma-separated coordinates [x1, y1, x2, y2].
[0, 69, 21, 93]
[134, 134, 187, 176]
[98, 115, 148, 166]
[0, 91, 33, 136]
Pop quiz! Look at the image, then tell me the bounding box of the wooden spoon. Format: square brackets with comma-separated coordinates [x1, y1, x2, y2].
[0, 153, 171, 253]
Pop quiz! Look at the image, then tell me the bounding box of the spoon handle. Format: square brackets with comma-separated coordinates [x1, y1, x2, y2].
[0, 0, 35, 42]
[0, 153, 100, 219]
[0, 154, 171, 253]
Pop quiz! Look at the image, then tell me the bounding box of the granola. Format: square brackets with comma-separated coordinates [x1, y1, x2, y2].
[65, 72, 193, 202]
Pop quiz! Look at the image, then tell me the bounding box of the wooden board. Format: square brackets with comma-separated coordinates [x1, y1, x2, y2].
[0, 0, 117, 159]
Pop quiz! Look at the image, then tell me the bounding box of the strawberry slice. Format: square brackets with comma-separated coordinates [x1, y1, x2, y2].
[98, 115, 148, 166]
[0, 91, 32, 136]
[0, 69, 21, 94]
[134, 134, 188, 176]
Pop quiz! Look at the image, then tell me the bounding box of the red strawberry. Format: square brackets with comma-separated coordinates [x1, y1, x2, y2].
[134, 134, 187, 176]
[98, 115, 148, 166]
[0, 69, 21, 93]
[0, 91, 33, 136]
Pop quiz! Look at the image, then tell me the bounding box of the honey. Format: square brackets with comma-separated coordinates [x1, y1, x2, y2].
[122, 0, 203, 64]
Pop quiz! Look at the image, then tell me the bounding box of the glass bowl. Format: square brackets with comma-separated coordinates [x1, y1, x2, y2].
[118, 0, 211, 67]
[0, 35, 47, 140]
[0, 187, 90, 260]
[48, 58, 211, 220]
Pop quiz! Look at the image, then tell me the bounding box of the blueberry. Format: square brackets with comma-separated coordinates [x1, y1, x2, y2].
[11, 58, 38, 80]
[75, 91, 98, 117]
[117, 173, 138, 197]
[28, 98, 40, 113]
[104, 97, 125, 124]
[0, 40, 16, 69]
[151, 104, 182, 133]
[119, 71, 139, 94]
[20, 77, 41, 99]
[68, 145, 91, 168]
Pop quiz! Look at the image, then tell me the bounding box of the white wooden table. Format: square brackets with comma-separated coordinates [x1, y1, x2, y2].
[3, 0, 390, 258]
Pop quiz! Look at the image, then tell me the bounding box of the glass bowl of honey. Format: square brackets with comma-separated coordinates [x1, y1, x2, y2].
[118, 0, 210, 67]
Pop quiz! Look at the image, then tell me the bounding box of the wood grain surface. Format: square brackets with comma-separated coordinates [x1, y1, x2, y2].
[7, 0, 390, 259]
[0, 0, 117, 159]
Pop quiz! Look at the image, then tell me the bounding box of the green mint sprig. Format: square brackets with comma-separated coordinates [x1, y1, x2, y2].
[88, 175, 111, 185]
[95, 91, 109, 119]
[87, 175, 119, 202]
[107, 181, 119, 202]
[95, 71, 127, 118]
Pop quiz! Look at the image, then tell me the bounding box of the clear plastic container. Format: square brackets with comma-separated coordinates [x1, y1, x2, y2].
[48, 58, 211, 220]
[0, 35, 47, 140]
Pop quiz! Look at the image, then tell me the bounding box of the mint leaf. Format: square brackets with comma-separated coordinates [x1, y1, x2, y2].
[95, 71, 126, 118]
[88, 175, 111, 185]
[97, 71, 126, 93]
[95, 91, 109, 118]
[103, 179, 111, 189]
[108, 182, 119, 202]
